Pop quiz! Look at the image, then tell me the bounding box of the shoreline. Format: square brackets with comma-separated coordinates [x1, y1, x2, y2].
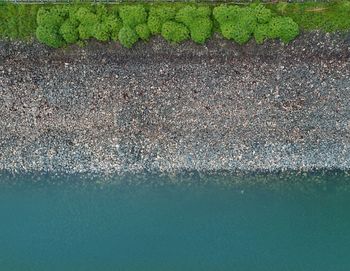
[1, 32, 350, 174]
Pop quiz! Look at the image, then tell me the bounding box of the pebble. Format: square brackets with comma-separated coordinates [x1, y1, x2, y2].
[0, 31, 349, 175]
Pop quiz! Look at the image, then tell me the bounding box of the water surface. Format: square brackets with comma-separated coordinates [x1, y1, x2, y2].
[0, 172, 350, 271]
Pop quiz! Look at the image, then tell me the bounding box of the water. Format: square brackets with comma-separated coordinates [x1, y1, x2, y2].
[0, 172, 350, 271]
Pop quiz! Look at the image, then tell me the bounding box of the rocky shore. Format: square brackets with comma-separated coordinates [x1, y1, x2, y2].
[0, 32, 350, 174]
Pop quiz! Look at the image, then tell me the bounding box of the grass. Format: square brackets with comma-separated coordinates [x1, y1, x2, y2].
[268, 1, 350, 32]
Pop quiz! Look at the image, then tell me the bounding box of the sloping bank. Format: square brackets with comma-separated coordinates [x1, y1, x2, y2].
[0, 31, 350, 174]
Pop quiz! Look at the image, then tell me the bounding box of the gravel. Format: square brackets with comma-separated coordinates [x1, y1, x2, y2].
[0, 31, 350, 175]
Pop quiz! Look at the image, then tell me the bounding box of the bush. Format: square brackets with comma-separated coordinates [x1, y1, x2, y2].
[161, 21, 189, 43]
[37, 7, 67, 28]
[118, 26, 138, 48]
[36, 7, 67, 47]
[252, 3, 272, 24]
[36, 25, 65, 48]
[0, 3, 304, 48]
[60, 19, 79, 44]
[214, 5, 256, 44]
[176, 6, 212, 44]
[148, 5, 176, 34]
[119, 5, 147, 28]
[214, 4, 299, 44]
[135, 23, 151, 41]
[74, 7, 98, 40]
[268, 16, 299, 43]
[94, 15, 122, 42]
[253, 23, 269, 44]
[105, 15, 123, 41]
[213, 5, 240, 25]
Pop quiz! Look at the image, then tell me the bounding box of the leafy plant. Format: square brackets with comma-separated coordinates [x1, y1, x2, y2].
[74, 7, 98, 40]
[60, 19, 79, 44]
[268, 16, 299, 43]
[118, 26, 138, 48]
[161, 21, 189, 43]
[119, 5, 147, 28]
[148, 5, 176, 34]
[213, 5, 257, 44]
[214, 4, 299, 44]
[36, 6, 67, 47]
[135, 23, 151, 41]
[176, 6, 212, 44]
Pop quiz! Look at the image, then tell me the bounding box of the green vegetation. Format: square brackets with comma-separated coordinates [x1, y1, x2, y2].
[0, 1, 349, 48]
[0, 3, 39, 40]
[118, 26, 138, 48]
[161, 21, 189, 43]
[213, 4, 299, 44]
[269, 1, 350, 32]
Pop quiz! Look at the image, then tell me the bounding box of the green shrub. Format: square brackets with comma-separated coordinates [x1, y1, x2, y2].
[94, 21, 110, 42]
[214, 5, 256, 44]
[268, 16, 299, 43]
[161, 21, 189, 43]
[221, 23, 251, 45]
[119, 5, 147, 28]
[214, 4, 298, 44]
[93, 15, 122, 42]
[176, 6, 212, 44]
[135, 23, 151, 41]
[213, 5, 240, 25]
[118, 26, 138, 48]
[36, 25, 65, 48]
[254, 23, 269, 44]
[148, 5, 176, 34]
[74, 7, 98, 40]
[60, 19, 79, 44]
[36, 7, 67, 47]
[105, 15, 123, 41]
[251, 3, 272, 24]
[95, 4, 108, 18]
[1, 3, 305, 47]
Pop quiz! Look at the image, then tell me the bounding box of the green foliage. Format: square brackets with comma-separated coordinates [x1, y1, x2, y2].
[94, 15, 122, 42]
[106, 15, 123, 41]
[3, 2, 349, 48]
[118, 26, 138, 48]
[60, 19, 79, 44]
[269, 1, 350, 32]
[148, 5, 176, 34]
[213, 5, 257, 45]
[214, 4, 299, 44]
[119, 5, 147, 28]
[213, 5, 240, 26]
[0, 4, 38, 39]
[276, 2, 288, 15]
[74, 7, 98, 40]
[36, 25, 65, 48]
[176, 6, 212, 44]
[253, 23, 269, 44]
[252, 3, 272, 24]
[161, 21, 189, 43]
[36, 6, 67, 48]
[37, 6, 67, 27]
[135, 23, 151, 41]
[268, 17, 299, 43]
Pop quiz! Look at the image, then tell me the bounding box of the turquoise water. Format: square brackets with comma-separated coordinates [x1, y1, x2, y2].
[0, 172, 350, 271]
